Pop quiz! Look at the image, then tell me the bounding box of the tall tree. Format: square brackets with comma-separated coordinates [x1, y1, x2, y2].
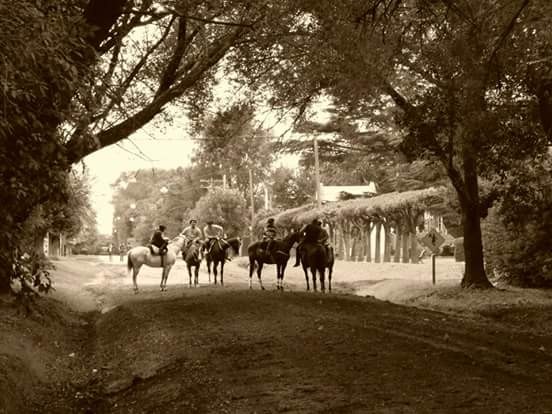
[0, 0, 306, 291]
[238, 0, 552, 288]
[193, 102, 275, 196]
[269, 166, 314, 209]
[189, 188, 248, 236]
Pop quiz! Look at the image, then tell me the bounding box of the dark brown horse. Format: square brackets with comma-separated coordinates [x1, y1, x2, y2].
[205, 237, 241, 285]
[300, 242, 334, 292]
[182, 241, 203, 287]
[247, 231, 301, 290]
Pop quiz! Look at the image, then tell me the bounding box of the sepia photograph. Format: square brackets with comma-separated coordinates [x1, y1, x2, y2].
[1, 0, 552, 412]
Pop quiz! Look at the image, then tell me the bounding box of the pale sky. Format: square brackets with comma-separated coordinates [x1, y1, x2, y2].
[83, 111, 301, 235]
[83, 123, 197, 234]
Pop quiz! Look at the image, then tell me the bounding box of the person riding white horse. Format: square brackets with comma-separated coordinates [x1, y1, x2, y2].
[150, 224, 169, 265]
[128, 234, 185, 292]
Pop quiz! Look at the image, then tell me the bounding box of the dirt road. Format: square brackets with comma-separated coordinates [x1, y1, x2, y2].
[2, 256, 552, 413]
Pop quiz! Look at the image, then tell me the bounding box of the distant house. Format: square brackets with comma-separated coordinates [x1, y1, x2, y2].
[320, 183, 377, 203]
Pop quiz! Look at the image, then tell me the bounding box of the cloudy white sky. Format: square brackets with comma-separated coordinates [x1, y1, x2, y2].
[83, 110, 303, 235]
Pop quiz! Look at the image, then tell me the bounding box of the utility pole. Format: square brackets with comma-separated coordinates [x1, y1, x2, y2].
[313, 133, 321, 209]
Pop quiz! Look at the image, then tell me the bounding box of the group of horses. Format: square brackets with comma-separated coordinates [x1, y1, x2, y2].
[126, 231, 334, 294]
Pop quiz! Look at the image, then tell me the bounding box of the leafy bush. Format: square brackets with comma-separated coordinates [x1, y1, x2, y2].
[11, 252, 54, 307]
[190, 188, 248, 237]
[482, 159, 552, 287]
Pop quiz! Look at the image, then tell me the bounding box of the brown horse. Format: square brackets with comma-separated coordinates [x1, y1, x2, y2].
[127, 235, 185, 293]
[204, 237, 241, 285]
[182, 241, 203, 287]
[300, 242, 334, 292]
[247, 231, 301, 290]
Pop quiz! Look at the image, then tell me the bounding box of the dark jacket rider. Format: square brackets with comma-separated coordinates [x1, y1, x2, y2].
[294, 219, 329, 267]
[151, 225, 169, 254]
[263, 218, 278, 256]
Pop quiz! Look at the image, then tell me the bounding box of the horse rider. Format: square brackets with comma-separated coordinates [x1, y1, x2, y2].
[262, 218, 278, 259]
[150, 224, 169, 265]
[293, 218, 330, 267]
[180, 219, 203, 252]
[203, 220, 230, 257]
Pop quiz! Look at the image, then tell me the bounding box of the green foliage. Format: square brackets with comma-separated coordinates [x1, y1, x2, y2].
[190, 188, 248, 237]
[269, 166, 314, 209]
[112, 167, 205, 244]
[11, 252, 54, 305]
[483, 159, 552, 287]
[193, 102, 276, 197]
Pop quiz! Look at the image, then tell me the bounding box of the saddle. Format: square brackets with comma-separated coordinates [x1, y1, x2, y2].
[149, 245, 167, 256]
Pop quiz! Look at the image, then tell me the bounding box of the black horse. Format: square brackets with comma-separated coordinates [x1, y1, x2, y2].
[182, 241, 203, 287]
[300, 242, 334, 292]
[247, 231, 302, 290]
[205, 237, 241, 285]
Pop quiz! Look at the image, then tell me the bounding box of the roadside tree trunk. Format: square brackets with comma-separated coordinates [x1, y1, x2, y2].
[449, 145, 492, 288]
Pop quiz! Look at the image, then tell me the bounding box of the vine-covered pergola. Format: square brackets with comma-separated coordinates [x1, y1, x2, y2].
[270, 187, 447, 263]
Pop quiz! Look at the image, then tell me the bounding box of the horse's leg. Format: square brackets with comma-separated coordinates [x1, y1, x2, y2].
[276, 263, 282, 290]
[164, 265, 173, 291]
[320, 267, 326, 293]
[220, 261, 224, 286]
[311, 267, 317, 292]
[132, 265, 141, 293]
[187, 264, 192, 287]
[160, 266, 167, 291]
[213, 261, 218, 285]
[248, 257, 255, 289]
[257, 261, 265, 290]
[302, 263, 310, 291]
[280, 262, 287, 291]
[194, 265, 199, 287]
[328, 264, 333, 293]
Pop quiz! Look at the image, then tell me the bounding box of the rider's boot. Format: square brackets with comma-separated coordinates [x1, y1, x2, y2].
[293, 254, 300, 267]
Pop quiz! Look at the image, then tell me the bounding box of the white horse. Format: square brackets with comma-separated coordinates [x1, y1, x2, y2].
[127, 235, 185, 293]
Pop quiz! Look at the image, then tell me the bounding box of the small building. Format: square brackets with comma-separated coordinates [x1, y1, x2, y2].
[320, 183, 377, 203]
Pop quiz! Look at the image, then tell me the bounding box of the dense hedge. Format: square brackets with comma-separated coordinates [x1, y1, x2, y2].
[483, 207, 552, 288]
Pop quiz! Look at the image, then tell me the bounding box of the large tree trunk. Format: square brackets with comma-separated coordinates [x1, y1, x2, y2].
[461, 203, 490, 287]
[451, 146, 492, 288]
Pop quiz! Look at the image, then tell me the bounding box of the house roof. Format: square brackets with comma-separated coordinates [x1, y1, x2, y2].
[320, 183, 377, 202]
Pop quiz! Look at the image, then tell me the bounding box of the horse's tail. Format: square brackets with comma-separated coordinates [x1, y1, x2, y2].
[127, 252, 133, 275]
